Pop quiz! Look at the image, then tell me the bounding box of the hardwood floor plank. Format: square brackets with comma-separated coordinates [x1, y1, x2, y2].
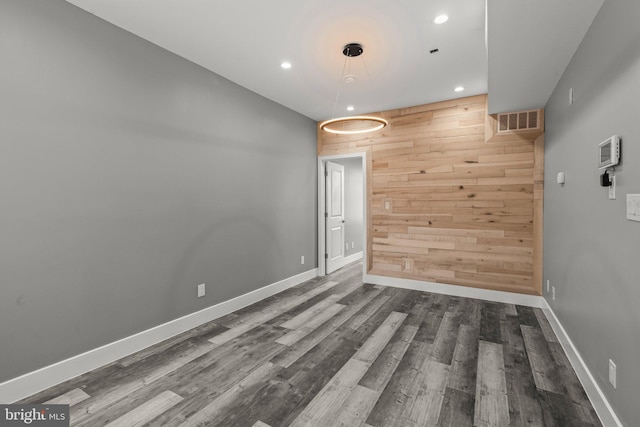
[359, 325, 418, 392]
[354, 311, 408, 364]
[520, 325, 563, 393]
[271, 286, 384, 368]
[115, 322, 227, 368]
[44, 388, 90, 406]
[474, 340, 510, 427]
[210, 281, 341, 345]
[547, 342, 602, 426]
[515, 305, 540, 328]
[258, 335, 361, 427]
[504, 304, 518, 317]
[534, 309, 558, 343]
[289, 358, 370, 427]
[436, 387, 474, 427]
[151, 331, 286, 426]
[500, 316, 544, 427]
[400, 358, 450, 427]
[365, 340, 432, 426]
[70, 342, 216, 425]
[478, 303, 504, 344]
[103, 390, 183, 427]
[447, 325, 479, 394]
[279, 294, 344, 329]
[428, 311, 461, 364]
[290, 311, 407, 427]
[346, 294, 392, 331]
[413, 294, 449, 343]
[276, 303, 345, 346]
[334, 384, 379, 427]
[179, 362, 277, 427]
[538, 389, 584, 427]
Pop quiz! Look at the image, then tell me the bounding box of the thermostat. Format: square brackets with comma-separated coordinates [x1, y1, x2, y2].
[599, 135, 620, 169]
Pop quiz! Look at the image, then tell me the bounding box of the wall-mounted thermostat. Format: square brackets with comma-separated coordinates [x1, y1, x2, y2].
[599, 135, 620, 169]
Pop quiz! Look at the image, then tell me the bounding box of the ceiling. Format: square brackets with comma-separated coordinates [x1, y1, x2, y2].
[64, 0, 603, 121]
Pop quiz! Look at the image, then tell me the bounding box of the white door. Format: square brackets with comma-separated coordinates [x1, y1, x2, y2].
[326, 161, 345, 274]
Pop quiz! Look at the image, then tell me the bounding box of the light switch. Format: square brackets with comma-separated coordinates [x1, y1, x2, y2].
[627, 194, 640, 222]
[556, 172, 565, 184]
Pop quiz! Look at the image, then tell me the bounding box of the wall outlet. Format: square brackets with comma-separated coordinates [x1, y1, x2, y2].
[351, 242, 355, 249]
[197, 283, 206, 298]
[546, 280, 550, 292]
[569, 87, 574, 105]
[301, 255, 305, 265]
[609, 359, 617, 389]
[552, 286, 556, 301]
[402, 257, 414, 272]
[346, 243, 349, 250]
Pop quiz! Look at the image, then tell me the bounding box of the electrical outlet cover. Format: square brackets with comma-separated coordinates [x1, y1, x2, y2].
[609, 359, 617, 389]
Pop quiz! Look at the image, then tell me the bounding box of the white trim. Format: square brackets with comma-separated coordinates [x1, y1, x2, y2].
[364, 273, 545, 307]
[541, 301, 623, 427]
[0, 268, 318, 404]
[343, 251, 363, 266]
[317, 153, 367, 280]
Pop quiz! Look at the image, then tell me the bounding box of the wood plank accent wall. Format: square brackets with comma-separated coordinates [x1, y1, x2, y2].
[318, 94, 544, 295]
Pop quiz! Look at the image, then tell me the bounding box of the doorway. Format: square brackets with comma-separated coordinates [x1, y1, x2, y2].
[317, 153, 367, 277]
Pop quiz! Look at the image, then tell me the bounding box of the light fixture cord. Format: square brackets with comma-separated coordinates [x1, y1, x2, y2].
[360, 56, 386, 120]
[330, 55, 349, 120]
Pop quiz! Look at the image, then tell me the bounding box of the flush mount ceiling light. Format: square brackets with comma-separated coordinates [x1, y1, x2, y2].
[320, 43, 388, 135]
[454, 86, 465, 92]
[280, 61, 292, 69]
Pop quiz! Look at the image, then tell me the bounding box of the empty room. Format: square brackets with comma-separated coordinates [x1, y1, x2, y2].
[1, 0, 638, 426]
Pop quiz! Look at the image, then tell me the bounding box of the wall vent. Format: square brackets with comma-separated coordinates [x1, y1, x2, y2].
[497, 110, 539, 133]
[485, 107, 544, 144]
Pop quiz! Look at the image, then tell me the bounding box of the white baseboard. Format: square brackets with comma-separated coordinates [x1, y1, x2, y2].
[364, 273, 545, 307]
[0, 268, 318, 404]
[541, 302, 623, 427]
[343, 251, 363, 266]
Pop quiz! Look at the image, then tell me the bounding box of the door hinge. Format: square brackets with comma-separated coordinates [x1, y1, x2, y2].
[324, 212, 328, 218]
[325, 253, 328, 259]
[325, 169, 328, 177]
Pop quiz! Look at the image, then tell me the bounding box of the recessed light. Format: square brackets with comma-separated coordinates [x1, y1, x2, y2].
[281, 62, 292, 69]
[346, 106, 355, 112]
[454, 86, 465, 92]
[434, 14, 449, 24]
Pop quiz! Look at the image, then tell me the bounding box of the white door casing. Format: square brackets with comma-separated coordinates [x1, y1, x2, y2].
[326, 161, 345, 274]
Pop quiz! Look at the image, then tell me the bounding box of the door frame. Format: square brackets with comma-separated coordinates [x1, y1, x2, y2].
[317, 152, 367, 278]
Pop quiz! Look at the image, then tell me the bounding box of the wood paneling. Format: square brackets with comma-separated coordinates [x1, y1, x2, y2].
[318, 94, 544, 295]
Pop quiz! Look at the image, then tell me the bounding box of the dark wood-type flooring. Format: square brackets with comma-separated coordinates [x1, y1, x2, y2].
[20, 262, 601, 426]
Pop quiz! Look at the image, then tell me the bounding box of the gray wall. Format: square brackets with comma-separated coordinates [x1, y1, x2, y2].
[0, 0, 317, 383]
[543, 1, 640, 424]
[332, 158, 364, 257]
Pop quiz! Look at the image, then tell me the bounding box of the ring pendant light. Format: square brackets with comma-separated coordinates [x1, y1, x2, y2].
[320, 43, 388, 135]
